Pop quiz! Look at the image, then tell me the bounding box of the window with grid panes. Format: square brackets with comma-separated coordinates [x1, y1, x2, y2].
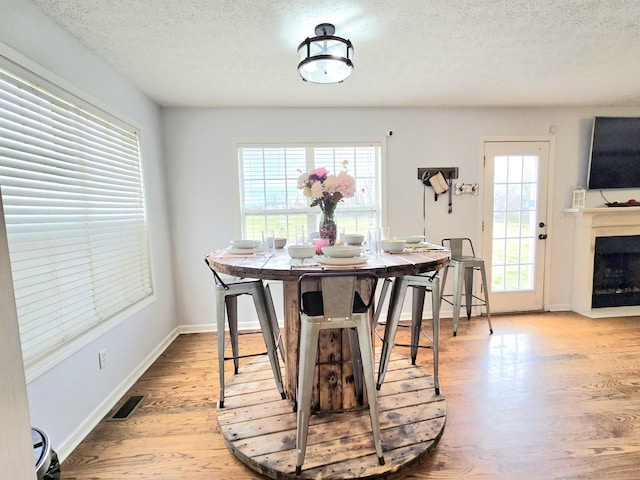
[238, 141, 383, 242]
[0, 55, 153, 378]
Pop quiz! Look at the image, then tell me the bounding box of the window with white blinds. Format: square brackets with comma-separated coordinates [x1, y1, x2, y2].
[238, 141, 383, 240]
[0, 62, 153, 374]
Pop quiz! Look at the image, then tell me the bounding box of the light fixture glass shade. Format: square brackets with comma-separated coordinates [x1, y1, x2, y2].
[297, 24, 354, 84]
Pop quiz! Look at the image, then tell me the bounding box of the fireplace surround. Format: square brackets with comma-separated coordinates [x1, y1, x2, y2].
[568, 206, 640, 317]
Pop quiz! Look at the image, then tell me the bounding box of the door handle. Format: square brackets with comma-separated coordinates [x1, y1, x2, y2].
[539, 222, 546, 228]
[538, 233, 548, 240]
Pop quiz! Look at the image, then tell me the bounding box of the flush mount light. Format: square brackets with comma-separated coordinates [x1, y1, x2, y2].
[297, 23, 354, 84]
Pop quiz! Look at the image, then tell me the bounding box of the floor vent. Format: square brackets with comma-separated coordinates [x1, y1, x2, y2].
[108, 395, 146, 421]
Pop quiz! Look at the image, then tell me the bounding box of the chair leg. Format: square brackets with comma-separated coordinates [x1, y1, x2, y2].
[355, 318, 385, 465]
[452, 262, 463, 336]
[430, 276, 441, 395]
[373, 278, 393, 326]
[439, 265, 449, 301]
[265, 283, 286, 363]
[296, 320, 320, 475]
[464, 266, 474, 320]
[410, 286, 426, 365]
[377, 278, 408, 389]
[478, 263, 494, 335]
[347, 328, 364, 405]
[216, 289, 228, 408]
[252, 284, 286, 400]
[225, 296, 240, 374]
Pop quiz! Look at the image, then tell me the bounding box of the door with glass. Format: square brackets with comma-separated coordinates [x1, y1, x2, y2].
[482, 141, 550, 312]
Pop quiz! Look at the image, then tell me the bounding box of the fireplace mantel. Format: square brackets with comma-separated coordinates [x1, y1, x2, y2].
[566, 206, 640, 317]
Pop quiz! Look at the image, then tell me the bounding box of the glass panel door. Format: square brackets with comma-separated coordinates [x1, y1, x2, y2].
[482, 141, 550, 312]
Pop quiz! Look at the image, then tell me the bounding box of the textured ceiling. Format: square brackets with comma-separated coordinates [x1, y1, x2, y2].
[30, 0, 640, 108]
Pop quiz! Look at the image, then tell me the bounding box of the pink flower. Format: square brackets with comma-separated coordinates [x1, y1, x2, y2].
[297, 164, 357, 211]
[310, 167, 328, 178]
[335, 171, 356, 198]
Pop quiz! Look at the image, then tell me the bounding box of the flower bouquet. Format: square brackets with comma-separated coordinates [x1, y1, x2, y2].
[297, 161, 356, 245]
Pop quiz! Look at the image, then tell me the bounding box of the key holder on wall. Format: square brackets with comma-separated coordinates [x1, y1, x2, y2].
[418, 167, 459, 213]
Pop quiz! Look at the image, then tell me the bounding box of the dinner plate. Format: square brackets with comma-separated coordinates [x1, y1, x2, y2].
[227, 246, 263, 255]
[229, 239, 261, 249]
[394, 235, 425, 244]
[317, 255, 369, 266]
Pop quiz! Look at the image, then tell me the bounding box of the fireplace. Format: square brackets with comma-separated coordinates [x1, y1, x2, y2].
[592, 235, 640, 308]
[568, 206, 640, 317]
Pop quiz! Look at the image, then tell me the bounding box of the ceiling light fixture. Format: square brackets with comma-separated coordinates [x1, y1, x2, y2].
[297, 23, 354, 84]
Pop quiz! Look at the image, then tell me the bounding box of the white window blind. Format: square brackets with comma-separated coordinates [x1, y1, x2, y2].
[0, 64, 153, 372]
[238, 142, 383, 240]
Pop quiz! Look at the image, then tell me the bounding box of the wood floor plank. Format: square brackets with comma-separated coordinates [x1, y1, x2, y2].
[61, 312, 640, 479]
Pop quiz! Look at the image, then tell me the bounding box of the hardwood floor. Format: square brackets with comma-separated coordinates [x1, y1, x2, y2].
[61, 312, 640, 479]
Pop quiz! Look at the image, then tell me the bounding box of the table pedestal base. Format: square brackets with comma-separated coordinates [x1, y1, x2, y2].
[216, 351, 445, 479]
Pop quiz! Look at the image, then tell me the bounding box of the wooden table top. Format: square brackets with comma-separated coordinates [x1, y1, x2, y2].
[206, 245, 450, 281]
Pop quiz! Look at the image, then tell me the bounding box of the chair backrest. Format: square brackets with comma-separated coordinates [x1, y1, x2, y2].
[321, 275, 357, 320]
[441, 237, 476, 260]
[298, 272, 378, 321]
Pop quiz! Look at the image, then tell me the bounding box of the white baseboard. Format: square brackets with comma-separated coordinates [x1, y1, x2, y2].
[56, 328, 180, 461]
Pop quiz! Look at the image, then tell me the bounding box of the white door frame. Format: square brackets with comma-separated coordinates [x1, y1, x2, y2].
[478, 136, 556, 312]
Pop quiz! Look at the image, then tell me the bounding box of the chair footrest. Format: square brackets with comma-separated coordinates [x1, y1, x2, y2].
[440, 294, 488, 307]
[223, 350, 268, 361]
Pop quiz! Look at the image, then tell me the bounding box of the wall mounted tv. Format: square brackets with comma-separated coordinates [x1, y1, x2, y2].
[588, 116, 640, 190]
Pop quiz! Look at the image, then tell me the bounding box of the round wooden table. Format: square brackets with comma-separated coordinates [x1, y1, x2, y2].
[207, 246, 450, 479]
[207, 246, 450, 408]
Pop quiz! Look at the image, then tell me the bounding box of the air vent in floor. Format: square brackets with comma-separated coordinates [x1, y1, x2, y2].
[107, 394, 146, 421]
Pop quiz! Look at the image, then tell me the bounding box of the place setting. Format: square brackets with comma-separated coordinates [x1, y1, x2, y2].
[382, 234, 449, 253]
[226, 239, 263, 255]
[317, 244, 369, 266]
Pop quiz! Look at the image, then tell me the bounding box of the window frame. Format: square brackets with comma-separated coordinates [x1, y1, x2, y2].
[235, 137, 387, 242]
[0, 47, 155, 382]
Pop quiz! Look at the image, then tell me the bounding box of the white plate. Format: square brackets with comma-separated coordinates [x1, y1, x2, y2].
[229, 239, 260, 249]
[321, 245, 363, 258]
[317, 255, 369, 266]
[227, 246, 263, 255]
[394, 235, 425, 244]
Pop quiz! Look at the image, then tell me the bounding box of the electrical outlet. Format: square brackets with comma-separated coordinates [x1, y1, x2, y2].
[99, 349, 108, 369]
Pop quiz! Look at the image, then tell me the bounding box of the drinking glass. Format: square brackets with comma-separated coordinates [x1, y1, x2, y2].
[295, 225, 307, 245]
[368, 227, 381, 256]
[261, 229, 275, 257]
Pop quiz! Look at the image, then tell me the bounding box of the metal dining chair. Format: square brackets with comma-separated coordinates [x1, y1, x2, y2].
[374, 273, 441, 395]
[440, 238, 493, 336]
[204, 255, 285, 408]
[295, 272, 385, 475]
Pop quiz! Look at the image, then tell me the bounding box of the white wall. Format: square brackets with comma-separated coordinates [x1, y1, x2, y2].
[0, 195, 36, 479]
[1, 0, 177, 461]
[162, 106, 640, 325]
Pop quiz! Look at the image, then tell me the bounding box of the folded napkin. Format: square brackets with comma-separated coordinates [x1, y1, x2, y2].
[404, 243, 449, 252]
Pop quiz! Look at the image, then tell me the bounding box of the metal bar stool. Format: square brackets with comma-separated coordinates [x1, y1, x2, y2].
[204, 256, 285, 408]
[295, 272, 385, 475]
[375, 273, 441, 395]
[440, 238, 493, 336]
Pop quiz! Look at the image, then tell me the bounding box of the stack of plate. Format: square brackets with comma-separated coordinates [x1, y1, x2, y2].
[227, 239, 262, 255]
[318, 245, 368, 265]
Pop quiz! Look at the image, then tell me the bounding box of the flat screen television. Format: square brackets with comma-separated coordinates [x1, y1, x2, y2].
[587, 116, 640, 190]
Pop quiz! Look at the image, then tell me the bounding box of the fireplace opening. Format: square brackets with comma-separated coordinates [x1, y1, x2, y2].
[592, 235, 640, 308]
